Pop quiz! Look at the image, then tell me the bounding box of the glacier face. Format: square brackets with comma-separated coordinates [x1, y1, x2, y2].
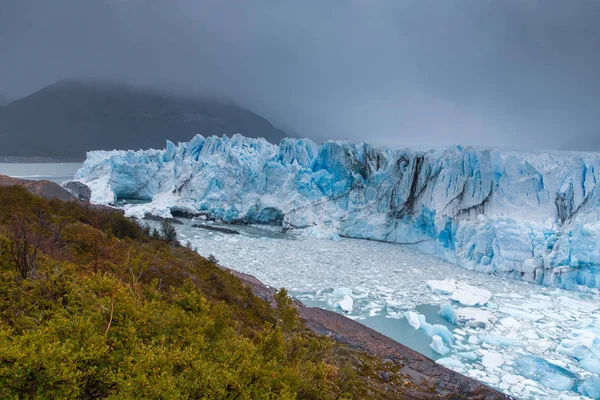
[75, 134, 600, 290]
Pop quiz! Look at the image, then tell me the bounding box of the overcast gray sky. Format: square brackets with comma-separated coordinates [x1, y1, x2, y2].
[1, 0, 599, 150]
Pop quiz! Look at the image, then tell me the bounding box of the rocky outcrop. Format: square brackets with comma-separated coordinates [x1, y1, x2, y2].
[142, 213, 184, 225]
[191, 223, 240, 234]
[63, 181, 92, 202]
[227, 268, 510, 400]
[0, 174, 75, 201]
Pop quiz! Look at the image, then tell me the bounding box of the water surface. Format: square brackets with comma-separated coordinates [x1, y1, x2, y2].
[0, 163, 82, 184]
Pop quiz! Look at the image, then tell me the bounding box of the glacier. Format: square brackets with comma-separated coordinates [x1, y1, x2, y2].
[74, 133, 600, 291]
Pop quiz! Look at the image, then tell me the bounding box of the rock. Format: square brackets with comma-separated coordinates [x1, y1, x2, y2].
[171, 210, 204, 219]
[63, 181, 91, 202]
[143, 213, 184, 225]
[0, 174, 74, 201]
[191, 223, 240, 234]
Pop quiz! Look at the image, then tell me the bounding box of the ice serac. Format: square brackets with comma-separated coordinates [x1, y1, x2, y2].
[75, 134, 600, 290]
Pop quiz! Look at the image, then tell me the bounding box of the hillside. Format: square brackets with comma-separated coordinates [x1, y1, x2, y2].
[0, 178, 507, 399]
[0, 80, 286, 159]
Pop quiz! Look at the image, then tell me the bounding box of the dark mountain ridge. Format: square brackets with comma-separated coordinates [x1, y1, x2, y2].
[0, 95, 9, 108]
[0, 79, 286, 160]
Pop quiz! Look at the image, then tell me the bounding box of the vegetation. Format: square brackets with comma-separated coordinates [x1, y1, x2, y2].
[160, 220, 179, 245]
[0, 186, 409, 399]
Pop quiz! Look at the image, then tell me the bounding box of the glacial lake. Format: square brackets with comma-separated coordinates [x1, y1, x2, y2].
[0, 163, 82, 184]
[3, 163, 600, 399]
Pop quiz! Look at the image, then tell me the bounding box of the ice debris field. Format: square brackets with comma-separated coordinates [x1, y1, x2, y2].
[71, 134, 600, 399]
[146, 218, 599, 400]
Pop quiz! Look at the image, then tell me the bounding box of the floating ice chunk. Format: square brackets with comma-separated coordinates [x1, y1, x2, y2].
[499, 305, 544, 321]
[500, 316, 522, 330]
[558, 296, 599, 312]
[431, 335, 450, 355]
[579, 357, 600, 374]
[501, 374, 523, 386]
[467, 335, 480, 345]
[455, 308, 497, 329]
[331, 287, 353, 297]
[337, 295, 354, 313]
[418, 314, 454, 344]
[436, 356, 465, 372]
[482, 352, 504, 368]
[427, 279, 491, 306]
[496, 293, 525, 299]
[404, 311, 421, 329]
[451, 285, 492, 306]
[438, 302, 457, 324]
[480, 334, 523, 347]
[578, 376, 600, 399]
[458, 351, 478, 361]
[426, 279, 456, 295]
[558, 329, 597, 360]
[515, 355, 577, 391]
[521, 299, 552, 310]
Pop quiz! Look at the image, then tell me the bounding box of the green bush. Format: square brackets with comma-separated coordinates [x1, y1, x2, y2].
[0, 186, 406, 399]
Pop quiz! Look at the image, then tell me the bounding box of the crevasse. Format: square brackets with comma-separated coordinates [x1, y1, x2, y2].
[74, 134, 600, 291]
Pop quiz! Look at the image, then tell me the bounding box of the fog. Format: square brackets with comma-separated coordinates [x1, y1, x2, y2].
[1, 0, 598, 150]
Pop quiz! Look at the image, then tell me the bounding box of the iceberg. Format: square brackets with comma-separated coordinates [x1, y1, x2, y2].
[515, 355, 577, 392]
[427, 279, 492, 306]
[578, 376, 600, 399]
[417, 314, 454, 344]
[404, 311, 421, 329]
[74, 134, 600, 291]
[558, 323, 600, 375]
[337, 295, 354, 313]
[430, 335, 450, 355]
[438, 303, 457, 324]
[481, 352, 504, 369]
[454, 307, 497, 329]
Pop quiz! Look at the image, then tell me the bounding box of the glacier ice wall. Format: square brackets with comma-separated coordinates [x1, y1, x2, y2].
[75, 134, 600, 290]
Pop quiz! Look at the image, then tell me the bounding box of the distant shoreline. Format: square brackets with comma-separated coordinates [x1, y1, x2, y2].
[0, 156, 84, 163]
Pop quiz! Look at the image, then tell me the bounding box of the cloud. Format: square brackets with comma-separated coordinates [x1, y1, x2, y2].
[1, 0, 598, 150]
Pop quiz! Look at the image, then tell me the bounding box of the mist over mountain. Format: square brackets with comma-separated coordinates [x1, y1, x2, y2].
[0, 95, 9, 108]
[0, 79, 286, 160]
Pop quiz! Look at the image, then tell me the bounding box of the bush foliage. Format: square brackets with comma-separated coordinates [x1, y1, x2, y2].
[0, 186, 406, 399]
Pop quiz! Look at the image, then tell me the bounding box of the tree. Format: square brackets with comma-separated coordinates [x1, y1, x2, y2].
[274, 288, 298, 332]
[160, 220, 178, 244]
[5, 214, 45, 278]
[79, 227, 108, 273]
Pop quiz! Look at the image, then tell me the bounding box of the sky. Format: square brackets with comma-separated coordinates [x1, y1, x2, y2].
[1, 0, 599, 150]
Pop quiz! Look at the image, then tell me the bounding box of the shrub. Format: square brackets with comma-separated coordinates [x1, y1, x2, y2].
[160, 220, 178, 244]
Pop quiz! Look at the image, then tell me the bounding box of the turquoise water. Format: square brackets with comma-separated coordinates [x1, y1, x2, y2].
[299, 297, 451, 360]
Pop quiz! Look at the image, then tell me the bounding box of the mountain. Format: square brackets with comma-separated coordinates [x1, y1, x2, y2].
[77, 134, 600, 292]
[0, 95, 9, 108]
[0, 79, 286, 159]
